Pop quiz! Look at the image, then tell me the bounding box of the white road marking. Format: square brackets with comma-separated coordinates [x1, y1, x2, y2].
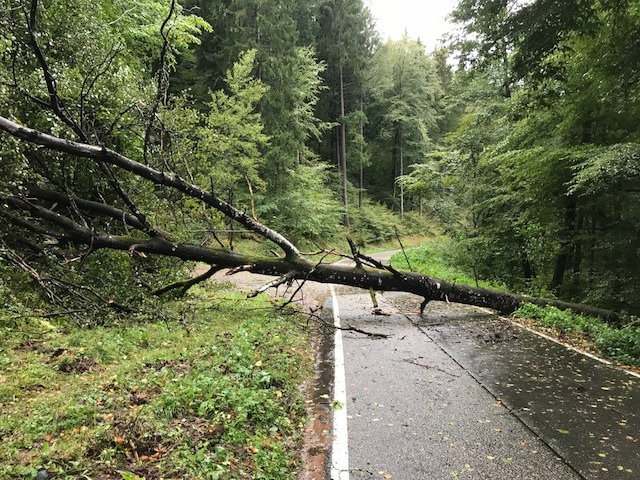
[330, 285, 350, 480]
[475, 306, 640, 380]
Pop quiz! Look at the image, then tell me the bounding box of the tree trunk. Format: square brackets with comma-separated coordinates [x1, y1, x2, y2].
[399, 128, 404, 217]
[359, 98, 364, 210]
[339, 62, 349, 227]
[551, 198, 577, 290]
[501, 40, 511, 99]
[392, 129, 399, 202]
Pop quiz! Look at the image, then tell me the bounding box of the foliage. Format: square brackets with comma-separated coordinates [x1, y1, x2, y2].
[364, 35, 442, 213]
[163, 49, 269, 194]
[0, 287, 311, 479]
[439, 0, 640, 312]
[390, 238, 504, 290]
[256, 163, 343, 245]
[349, 201, 402, 247]
[514, 303, 640, 366]
[172, 2, 332, 191]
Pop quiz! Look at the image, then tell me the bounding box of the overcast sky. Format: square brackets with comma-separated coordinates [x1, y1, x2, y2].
[366, 0, 459, 50]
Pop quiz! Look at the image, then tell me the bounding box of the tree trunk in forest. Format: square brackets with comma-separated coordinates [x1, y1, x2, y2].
[339, 63, 349, 227]
[551, 198, 577, 290]
[399, 129, 404, 217]
[392, 129, 399, 202]
[572, 212, 584, 275]
[359, 98, 364, 210]
[522, 258, 534, 283]
[501, 40, 511, 98]
[0, 115, 626, 326]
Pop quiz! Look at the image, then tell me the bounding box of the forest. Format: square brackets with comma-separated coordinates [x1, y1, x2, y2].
[1, 0, 640, 478]
[2, 0, 640, 316]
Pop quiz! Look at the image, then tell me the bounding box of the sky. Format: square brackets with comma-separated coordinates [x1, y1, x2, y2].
[366, 0, 460, 51]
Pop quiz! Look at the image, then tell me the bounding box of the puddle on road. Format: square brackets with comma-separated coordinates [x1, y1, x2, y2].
[420, 309, 640, 479]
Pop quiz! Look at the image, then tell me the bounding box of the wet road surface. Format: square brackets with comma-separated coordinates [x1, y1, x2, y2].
[326, 288, 639, 479]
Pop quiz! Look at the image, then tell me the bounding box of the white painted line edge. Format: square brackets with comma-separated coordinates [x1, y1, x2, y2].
[475, 306, 640, 380]
[330, 285, 350, 480]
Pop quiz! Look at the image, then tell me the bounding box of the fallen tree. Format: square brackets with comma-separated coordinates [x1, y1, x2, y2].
[0, 0, 624, 324]
[0, 115, 624, 324]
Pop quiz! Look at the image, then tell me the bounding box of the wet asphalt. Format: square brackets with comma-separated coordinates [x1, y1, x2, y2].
[326, 288, 640, 480]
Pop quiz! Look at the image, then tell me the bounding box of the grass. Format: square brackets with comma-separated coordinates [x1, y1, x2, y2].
[389, 237, 505, 290]
[513, 303, 640, 367]
[0, 284, 312, 480]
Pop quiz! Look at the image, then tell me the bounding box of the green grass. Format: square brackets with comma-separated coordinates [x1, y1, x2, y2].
[0, 285, 312, 480]
[514, 303, 640, 366]
[389, 238, 505, 290]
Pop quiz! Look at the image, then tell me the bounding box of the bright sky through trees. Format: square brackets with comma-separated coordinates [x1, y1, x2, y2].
[366, 0, 458, 50]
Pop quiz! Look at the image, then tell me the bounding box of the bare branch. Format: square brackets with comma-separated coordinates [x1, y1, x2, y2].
[153, 266, 223, 296]
[395, 226, 413, 272]
[0, 115, 301, 258]
[79, 43, 124, 131]
[24, 186, 167, 237]
[26, 0, 83, 138]
[248, 273, 297, 298]
[143, 0, 176, 163]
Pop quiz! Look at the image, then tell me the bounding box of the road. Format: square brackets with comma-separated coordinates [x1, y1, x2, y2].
[324, 256, 640, 479]
[211, 254, 639, 479]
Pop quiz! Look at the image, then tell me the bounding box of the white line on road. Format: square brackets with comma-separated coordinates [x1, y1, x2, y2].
[330, 285, 350, 480]
[476, 307, 640, 380]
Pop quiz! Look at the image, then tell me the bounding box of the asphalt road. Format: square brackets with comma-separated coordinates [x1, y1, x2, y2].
[326, 287, 640, 480]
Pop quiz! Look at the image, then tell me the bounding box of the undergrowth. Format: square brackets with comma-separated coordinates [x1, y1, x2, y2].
[514, 303, 640, 366]
[389, 238, 505, 290]
[0, 285, 312, 480]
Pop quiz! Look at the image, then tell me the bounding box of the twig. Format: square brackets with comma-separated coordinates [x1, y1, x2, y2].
[395, 226, 413, 272]
[348, 238, 380, 309]
[279, 250, 335, 309]
[347, 238, 365, 269]
[143, 0, 176, 163]
[247, 272, 296, 298]
[401, 358, 460, 378]
[305, 312, 391, 339]
[153, 266, 223, 296]
[245, 175, 258, 222]
[26, 0, 82, 137]
[356, 251, 403, 276]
